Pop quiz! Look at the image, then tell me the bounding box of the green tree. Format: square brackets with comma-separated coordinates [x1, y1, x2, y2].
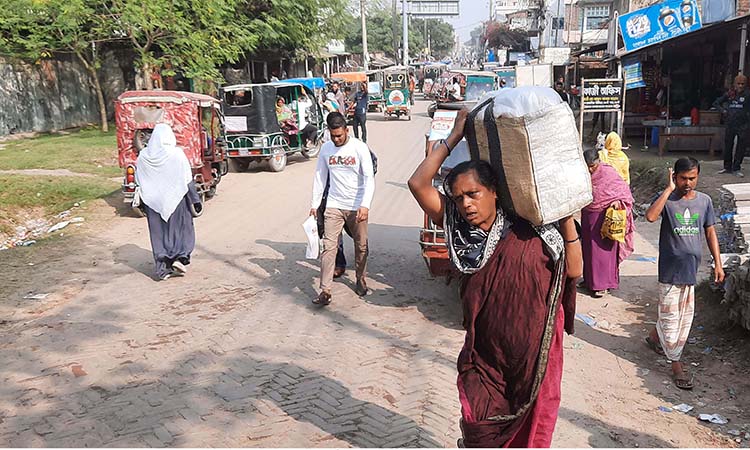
[110, 0, 260, 89]
[0, 0, 114, 131]
[249, 0, 349, 56]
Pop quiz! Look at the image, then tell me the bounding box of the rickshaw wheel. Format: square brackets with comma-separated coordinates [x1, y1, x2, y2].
[268, 147, 287, 172]
[301, 140, 321, 159]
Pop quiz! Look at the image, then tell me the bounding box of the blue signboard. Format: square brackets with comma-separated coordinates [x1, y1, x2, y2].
[623, 57, 646, 89]
[619, 0, 702, 52]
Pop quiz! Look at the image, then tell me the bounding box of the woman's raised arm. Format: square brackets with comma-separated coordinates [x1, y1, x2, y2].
[408, 109, 468, 228]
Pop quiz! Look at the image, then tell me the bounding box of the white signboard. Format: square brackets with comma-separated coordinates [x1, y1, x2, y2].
[540, 47, 571, 66]
[409, 0, 460, 16]
[225, 116, 247, 133]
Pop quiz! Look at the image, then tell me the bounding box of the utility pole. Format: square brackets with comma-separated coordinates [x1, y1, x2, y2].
[361, 0, 369, 71]
[393, 0, 399, 61]
[402, 0, 409, 65]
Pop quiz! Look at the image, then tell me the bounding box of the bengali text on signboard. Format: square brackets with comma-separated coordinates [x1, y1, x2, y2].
[582, 79, 623, 111]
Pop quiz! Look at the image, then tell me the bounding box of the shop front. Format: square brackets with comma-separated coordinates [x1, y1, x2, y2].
[618, 13, 750, 153]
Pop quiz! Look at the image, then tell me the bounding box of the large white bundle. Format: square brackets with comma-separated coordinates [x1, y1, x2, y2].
[465, 86, 592, 226]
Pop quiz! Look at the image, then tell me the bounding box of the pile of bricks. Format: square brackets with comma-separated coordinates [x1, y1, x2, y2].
[718, 183, 750, 331]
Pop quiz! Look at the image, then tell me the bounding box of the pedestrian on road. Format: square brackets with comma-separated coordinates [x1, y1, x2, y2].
[310, 112, 375, 305]
[598, 131, 630, 184]
[554, 81, 569, 104]
[352, 82, 369, 143]
[713, 74, 750, 177]
[408, 73, 416, 106]
[580, 149, 635, 297]
[408, 109, 582, 448]
[644, 157, 724, 390]
[135, 124, 202, 281]
[331, 82, 347, 116]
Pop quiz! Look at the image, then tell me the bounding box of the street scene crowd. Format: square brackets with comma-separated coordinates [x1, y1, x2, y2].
[2, 0, 750, 448]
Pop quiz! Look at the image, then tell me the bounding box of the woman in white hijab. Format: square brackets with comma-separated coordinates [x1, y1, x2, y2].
[136, 123, 202, 280]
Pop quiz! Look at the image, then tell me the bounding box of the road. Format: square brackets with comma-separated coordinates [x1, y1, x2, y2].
[0, 100, 739, 447]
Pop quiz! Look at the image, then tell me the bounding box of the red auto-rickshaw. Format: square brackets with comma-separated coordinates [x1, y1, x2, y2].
[419, 112, 472, 280]
[115, 90, 228, 214]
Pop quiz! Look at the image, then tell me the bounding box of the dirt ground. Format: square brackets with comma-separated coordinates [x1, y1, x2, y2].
[1, 102, 749, 447]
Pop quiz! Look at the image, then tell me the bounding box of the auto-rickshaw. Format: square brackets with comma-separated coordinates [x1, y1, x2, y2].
[366, 69, 384, 112]
[115, 90, 227, 216]
[220, 82, 324, 172]
[382, 66, 411, 120]
[329, 72, 368, 122]
[427, 70, 500, 118]
[422, 63, 447, 96]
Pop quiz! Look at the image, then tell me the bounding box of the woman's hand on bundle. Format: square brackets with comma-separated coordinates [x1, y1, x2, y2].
[446, 109, 469, 149]
[610, 200, 624, 210]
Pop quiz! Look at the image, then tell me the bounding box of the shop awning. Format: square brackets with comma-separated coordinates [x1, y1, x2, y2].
[616, 13, 750, 59]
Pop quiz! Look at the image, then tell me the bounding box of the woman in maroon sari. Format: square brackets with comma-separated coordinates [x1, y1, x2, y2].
[408, 109, 582, 447]
[580, 149, 635, 297]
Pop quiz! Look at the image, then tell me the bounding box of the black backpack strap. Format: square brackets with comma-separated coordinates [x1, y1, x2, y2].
[464, 97, 493, 161]
[483, 105, 516, 217]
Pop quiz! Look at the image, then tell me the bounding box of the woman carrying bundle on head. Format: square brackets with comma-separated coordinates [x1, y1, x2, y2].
[408, 109, 582, 448]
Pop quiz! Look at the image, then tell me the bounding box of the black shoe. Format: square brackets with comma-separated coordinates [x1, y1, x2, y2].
[333, 267, 346, 278]
[355, 280, 368, 297]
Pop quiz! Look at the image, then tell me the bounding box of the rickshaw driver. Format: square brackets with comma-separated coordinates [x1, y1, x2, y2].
[448, 77, 463, 101]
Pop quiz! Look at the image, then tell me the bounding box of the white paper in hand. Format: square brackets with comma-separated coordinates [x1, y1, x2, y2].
[302, 216, 320, 259]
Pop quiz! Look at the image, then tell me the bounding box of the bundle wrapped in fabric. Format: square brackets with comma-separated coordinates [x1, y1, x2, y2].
[465, 86, 592, 226]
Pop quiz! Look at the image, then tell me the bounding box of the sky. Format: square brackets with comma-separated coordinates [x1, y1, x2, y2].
[444, 0, 494, 44]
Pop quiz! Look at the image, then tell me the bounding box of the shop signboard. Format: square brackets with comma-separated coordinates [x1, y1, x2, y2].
[623, 57, 646, 89]
[579, 78, 625, 142]
[618, 0, 702, 52]
[582, 79, 623, 111]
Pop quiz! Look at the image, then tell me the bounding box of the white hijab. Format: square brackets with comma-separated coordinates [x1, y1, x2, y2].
[135, 123, 193, 222]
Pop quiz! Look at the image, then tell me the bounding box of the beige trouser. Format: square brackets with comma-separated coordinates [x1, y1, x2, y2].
[320, 208, 368, 292]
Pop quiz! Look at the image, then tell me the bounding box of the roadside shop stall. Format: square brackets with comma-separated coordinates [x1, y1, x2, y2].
[617, 4, 750, 154]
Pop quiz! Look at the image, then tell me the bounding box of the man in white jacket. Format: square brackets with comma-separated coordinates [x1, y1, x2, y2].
[309, 112, 375, 305]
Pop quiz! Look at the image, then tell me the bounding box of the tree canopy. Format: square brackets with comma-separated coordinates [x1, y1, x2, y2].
[0, 0, 350, 87]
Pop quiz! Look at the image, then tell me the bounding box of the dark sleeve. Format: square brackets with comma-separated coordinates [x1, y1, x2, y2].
[712, 94, 728, 109]
[186, 181, 201, 205]
[704, 195, 716, 228]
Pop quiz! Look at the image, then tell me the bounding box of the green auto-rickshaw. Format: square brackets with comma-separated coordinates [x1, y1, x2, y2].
[383, 66, 411, 121]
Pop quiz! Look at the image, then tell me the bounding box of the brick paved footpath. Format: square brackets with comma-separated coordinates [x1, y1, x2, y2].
[0, 233, 468, 447]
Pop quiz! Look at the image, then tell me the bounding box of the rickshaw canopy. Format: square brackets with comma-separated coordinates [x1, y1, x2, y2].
[221, 82, 318, 135]
[283, 77, 326, 91]
[115, 90, 223, 170]
[330, 72, 367, 83]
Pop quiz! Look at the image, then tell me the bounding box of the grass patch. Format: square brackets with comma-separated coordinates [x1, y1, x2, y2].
[0, 126, 119, 177]
[0, 175, 118, 217]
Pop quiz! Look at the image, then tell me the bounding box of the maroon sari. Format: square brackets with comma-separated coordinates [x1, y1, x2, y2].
[457, 220, 577, 448]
